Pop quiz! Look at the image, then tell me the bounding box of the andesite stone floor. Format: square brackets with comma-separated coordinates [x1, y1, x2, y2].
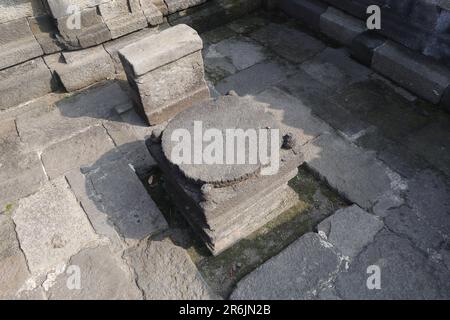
[0, 10, 449, 299]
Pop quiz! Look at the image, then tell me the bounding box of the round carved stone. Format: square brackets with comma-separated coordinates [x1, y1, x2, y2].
[161, 95, 281, 186]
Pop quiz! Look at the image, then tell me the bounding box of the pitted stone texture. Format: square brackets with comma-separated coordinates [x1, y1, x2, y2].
[124, 237, 216, 299]
[44, 45, 115, 92]
[0, 17, 44, 70]
[231, 233, 341, 300]
[28, 15, 63, 54]
[161, 95, 280, 186]
[12, 177, 99, 275]
[302, 132, 406, 210]
[320, 7, 365, 46]
[152, 0, 168, 15]
[335, 230, 450, 299]
[0, 58, 53, 110]
[41, 125, 116, 179]
[318, 205, 384, 258]
[47, 246, 142, 299]
[0, 215, 34, 299]
[0, 0, 45, 24]
[372, 41, 450, 104]
[76, 159, 168, 243]
[165, 0, 207, 14]
[250, 23, 325, 63]
[98, 0, 148, 39]
[119, 24, 203, 78]
[16, 82, 130, 151]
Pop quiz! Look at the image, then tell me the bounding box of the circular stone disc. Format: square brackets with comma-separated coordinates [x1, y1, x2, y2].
[161, 95, 281, 186]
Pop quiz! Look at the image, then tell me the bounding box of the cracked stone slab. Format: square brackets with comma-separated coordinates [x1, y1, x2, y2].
[124, 237, 216, 299]
[230, 233, 342, 300]
[0, 0, 45, 24]
[0, 214, 36, 299]
[302, 132, 406, 210]
[41, 125, 116, 179]
[28, 14, 64, 55]
[47, 246, 142, 299]
[0, 17, 44, 70]
[69, 159, 168, 245]
[335, 230, 450, 299]
[0, 58, 54, 110]
[250, 23, 325, 64]
[318, 205, 384, 258]
[16, 82, 130, 151]
[12, 177, 100, 275]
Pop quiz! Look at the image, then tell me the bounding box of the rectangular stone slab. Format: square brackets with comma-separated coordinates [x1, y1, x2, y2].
[119, 24, 203, 77]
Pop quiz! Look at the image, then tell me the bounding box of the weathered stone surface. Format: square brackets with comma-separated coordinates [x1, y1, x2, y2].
[99, 0, 148, 39]
[165, 0, 207, 14]
[350, 31, 387, 66]
[255, 87, 332, 146]
[212, 36, 267, 71]
[0, 58, 53, 110]
[27, 15, 63, 54]
[302, 132, 406, 210]
[47, 0, 110, 19]
[320, 7, 365, 46]
[41, 125, 116, 179]
[104, 28, 159, 73]
[226, 14, 268, 34]
[0, 215, 33, 299]
[56, 7, 112, 48]
[203, 43, 238, 83]
[278, 0, 328, 30]
[0, 17, 44, 70]
[140, 0, 164, 25]
[124, 237, 216, 299]
[16, 82, 130, 151]
[47, 246, 142, 299]
[119, 24, 203, 78]
[162, 95, 279, 185]
[231, 233, 341, 300]
[0, 0, 45, 24]
[318, 205, 384, 258]
[12, 177, 99, 275]
[76, 159, 168, 242]
[372, 41, 450, 104]
[44, 45, 115, 92]
[151, 0, 168, 15]
[216, 60, 295, 95]
[300, 48, 372, 91]
[335, 230, 450, 299]
[250, 23, 325, 63]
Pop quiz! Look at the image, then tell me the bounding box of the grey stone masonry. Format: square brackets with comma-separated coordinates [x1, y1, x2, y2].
[0, 58, 54, 110]
[119, 24, 210, 125]
[278, 0, 328, 30]
[165, 0, 208, 14]
[27, 14, 64, 54]
[231, 233, 342, 300]
[372, 41, 450, 104]
[0, 0, 46, 24]
[44, 45, 115, 92]
[319, 7, 365, 46]
[0, 17, 44, 70]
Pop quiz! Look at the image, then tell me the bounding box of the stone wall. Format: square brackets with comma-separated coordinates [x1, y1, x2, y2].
[0, 0, 263, 110]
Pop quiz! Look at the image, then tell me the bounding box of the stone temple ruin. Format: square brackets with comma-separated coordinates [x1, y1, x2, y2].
[1, 0, 450, 300]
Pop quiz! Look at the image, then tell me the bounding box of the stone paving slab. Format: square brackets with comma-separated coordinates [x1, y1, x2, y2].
[231, 233, 342, 300]
[12, 177, 100, 275]
[302, 132, 406, 210]
[335, 230, 450, 299]
[41, 125, 116, 179]
[319, 7, 365, 46]
[250, 23, 326, 64]
[124, 237, 217, 299]
[318, 205, 384, 258]
[47, 246, 142, 300]
[215, 60, 296, 95]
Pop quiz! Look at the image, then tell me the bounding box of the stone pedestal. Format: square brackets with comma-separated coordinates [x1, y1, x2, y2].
[119, 24, 210, 125]
[147, 95, 304, 255]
